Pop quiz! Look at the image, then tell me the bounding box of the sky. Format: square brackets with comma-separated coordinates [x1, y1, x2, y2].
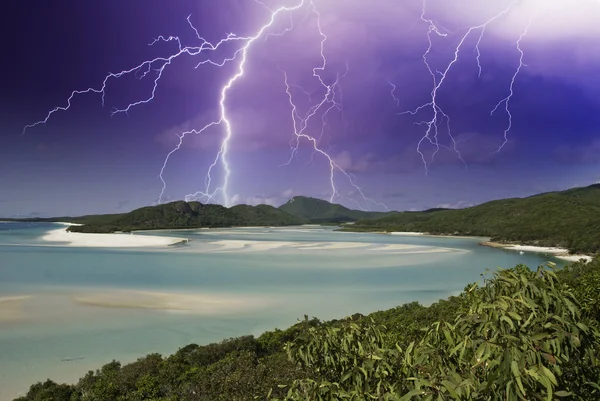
[1, 0, 600, 217]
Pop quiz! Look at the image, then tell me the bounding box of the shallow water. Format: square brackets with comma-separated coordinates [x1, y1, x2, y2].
[0, 223, 564, 400]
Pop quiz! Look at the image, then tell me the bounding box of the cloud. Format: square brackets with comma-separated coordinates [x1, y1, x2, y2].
[152, 195, 176, 206]
[436, 200, 475, 209]
[554, 139, 600, 164]
[154, 110, 222, 151]
[230, 189, 296, 207]
[230, 194, 278, 206]
[116, 200, 131, 210]
[382, 132, 517, 173]
[422, 0, 600, 41]
[155, 107, 292, 153]
[333, 151, 376, 173]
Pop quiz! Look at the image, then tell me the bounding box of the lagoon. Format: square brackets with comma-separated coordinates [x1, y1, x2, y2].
[0, 223, 564, 400]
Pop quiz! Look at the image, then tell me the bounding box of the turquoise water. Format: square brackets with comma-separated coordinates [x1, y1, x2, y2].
[0, 223, 564, 400]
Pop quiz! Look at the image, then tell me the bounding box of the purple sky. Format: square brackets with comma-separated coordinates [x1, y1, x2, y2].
[2, 0, 600, 217]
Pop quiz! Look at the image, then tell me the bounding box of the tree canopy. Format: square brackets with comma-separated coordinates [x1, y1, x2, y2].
[347, 184, 600, 255]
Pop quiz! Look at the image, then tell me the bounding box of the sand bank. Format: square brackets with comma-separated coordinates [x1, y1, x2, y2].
[210, 239, 296, 251]
[42, 227, 186, 248]
[296, 242, 370, 250]
[209, 239, 373, 252]
[207, 239, 456, 253]
[0, 295, 31, 323]
[483, 242, 592, 262]
[204, 239, 467, 257]
[72, 290, 270, 314]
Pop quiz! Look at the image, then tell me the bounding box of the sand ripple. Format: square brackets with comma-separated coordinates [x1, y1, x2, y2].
[0, 295, 31, 323]
[72, 291, 270, 314]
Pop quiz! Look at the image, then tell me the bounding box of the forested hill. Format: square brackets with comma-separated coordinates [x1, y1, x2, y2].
[348, 183, 600, 254]
[3, 196, 392, 230]
[67, 201, 305, 233]
[278, 196, 391, 223]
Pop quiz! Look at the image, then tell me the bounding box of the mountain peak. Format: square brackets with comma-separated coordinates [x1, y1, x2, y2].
[279, 196, 387, 223]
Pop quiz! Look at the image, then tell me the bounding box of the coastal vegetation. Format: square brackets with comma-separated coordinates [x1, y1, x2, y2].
[347, 184, 600, 255]
[16, 257, 600, 400]
[66, 202, 304, 233]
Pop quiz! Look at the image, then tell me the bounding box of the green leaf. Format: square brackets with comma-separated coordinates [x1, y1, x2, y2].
[441, 380, 459, 400]
[541, 365, 557, 386]
[511, 361, 525, 395]
[507, 311, 522, 321]
[501, 316, 515, 330]
[400, 389, 426, 400]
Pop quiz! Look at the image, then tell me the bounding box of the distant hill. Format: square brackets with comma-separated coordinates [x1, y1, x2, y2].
[348, 184, 600, 254]
[278, 196, 391, 223]
[67, 201, 304, 233]
[2, 196, 392, 231]
[0, 214, 125, 225]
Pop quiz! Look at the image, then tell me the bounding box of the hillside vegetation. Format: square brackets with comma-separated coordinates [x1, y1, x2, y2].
[67, 201, 305, 233]
[348, 184, 600, 255]
[17, 257, 600, 400]
[278, 196, 391, 223]
[4, 185, 600, 254]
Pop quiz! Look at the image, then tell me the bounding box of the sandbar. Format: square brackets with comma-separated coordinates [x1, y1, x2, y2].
[0, 295, 31, 323]
[42, 225, 186, 248]
[210, 239, 296, 252]
[204, 239, 467, 255]
[209, 240, 371, 252]
[72, 290, 270, 314]
[296, 242, 370, 250]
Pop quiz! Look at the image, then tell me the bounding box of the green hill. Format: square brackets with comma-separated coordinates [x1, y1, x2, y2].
[67, 201, 304, 233]
[0, 213, 125, 225]
[348, 183, 600, 254]
[278, 196, 391, 223]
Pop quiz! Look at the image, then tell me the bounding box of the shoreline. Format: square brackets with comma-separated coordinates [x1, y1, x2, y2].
[25, 222, 599, 261]
[357, 230, 594, 263]
[481, 241, 592, 262]
[41, 223, 189, 248]
[381, 231, 489, 240]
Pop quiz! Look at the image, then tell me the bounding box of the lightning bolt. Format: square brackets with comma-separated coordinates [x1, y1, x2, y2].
[388, 81, 401, 108]
[22, 0, 387, 211]
[278, 2, 388, 212]
[490, 17, 533, 153]
[282, 70, 387, 212]
[400, 0, 525, 174]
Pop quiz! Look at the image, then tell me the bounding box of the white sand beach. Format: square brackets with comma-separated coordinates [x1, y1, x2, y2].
[41, 225, 186, 248]
[484, 242, 592, 262]
[389, 231, 425, 236]
[72, 290, 270, 314]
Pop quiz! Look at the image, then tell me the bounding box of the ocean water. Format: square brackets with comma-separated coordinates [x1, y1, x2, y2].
[0, 222, 564, 400]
